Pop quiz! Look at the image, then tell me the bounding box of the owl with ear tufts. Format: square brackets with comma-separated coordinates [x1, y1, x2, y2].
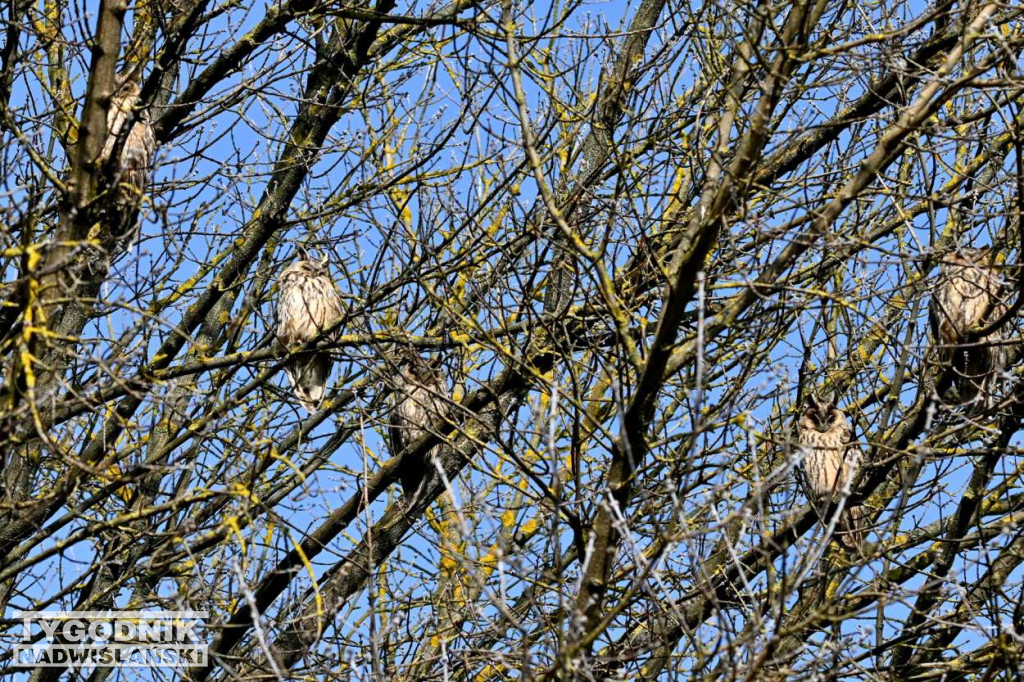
[797, 395, 864, 549]
[275, 251, 345, 413]
[99, 76, 156, 211]
[389, 351, 450, 504]
[929, 246, 1009, 403]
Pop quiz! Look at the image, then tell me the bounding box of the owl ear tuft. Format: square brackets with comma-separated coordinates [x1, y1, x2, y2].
[805, 393, 820, 411]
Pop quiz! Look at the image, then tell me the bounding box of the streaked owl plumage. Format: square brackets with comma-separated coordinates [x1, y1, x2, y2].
[99, 80, 156, 208]
[797, 397, 864, 548]
[929, 247, 1008, 401]
[389, 352, 449, 502]
[275, 255, 344, 413]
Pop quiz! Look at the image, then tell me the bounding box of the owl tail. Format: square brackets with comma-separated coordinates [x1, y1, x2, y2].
[399, 449, 439, 507]
[286, 351, 331, 413]
[836, 505, 866, 551]
[955, 345, 1001, 405]
[400, 466, 424, 504]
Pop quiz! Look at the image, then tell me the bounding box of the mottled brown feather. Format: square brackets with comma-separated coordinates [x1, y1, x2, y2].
[389, 354, 448, 502]
[797, 402, 864, 548]
[275, 257, 345, 413]
[99, 81, 156, 210]
[929, 248, 1008, 401]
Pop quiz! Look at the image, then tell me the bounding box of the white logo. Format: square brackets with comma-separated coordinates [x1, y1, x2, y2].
[13, 611, 208, 669]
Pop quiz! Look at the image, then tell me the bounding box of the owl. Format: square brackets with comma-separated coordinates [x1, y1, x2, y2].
[275, 253, 344, 413]
[797, 396, 864, 549]
[389, 351, 449, 503]
[99, 78, 156, 209]
[929, 246, 1008, 402]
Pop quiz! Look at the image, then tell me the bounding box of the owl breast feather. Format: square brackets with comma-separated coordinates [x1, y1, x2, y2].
[277, 279, 339, 345]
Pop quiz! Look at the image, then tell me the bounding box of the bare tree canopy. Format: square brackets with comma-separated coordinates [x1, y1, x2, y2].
[2, 0, 1024, 679]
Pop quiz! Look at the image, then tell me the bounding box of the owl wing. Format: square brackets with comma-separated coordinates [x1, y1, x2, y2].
[842, 442, 863, 493]
[840, 442, 867, 548]
[930, 270, 963, 347]
[988, 300, 1010, 374]
[426, 377, 451, 446]
[121, 117, 156, 189]
[100, 96, 130, 164]
[325, 282, 345, 340]
[840, 414, 860, 475]
[978, 273, 1011, 344]
[928, 289, 942, 346]
[274, 290, 292, 344]
[389, 388, 409, 459]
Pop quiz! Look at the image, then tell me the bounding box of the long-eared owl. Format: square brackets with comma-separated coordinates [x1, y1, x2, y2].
[275, 252, 345, 413]
[99, 78, 156, 210]
[797, 395, 864, 548]
[389, 351, 449, 503]
[929, 246, 1009, 403]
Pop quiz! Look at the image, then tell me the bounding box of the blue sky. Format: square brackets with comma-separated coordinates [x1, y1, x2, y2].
[3, 0, 1024, 678]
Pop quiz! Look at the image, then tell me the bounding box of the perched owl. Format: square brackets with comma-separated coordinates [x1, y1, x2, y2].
[275, 253, 345, 413]
[99, 78, 156, 209]
[797, 396, 864, 549]
[929, 246, 1008, 402]
[389, 351, 449, 503]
